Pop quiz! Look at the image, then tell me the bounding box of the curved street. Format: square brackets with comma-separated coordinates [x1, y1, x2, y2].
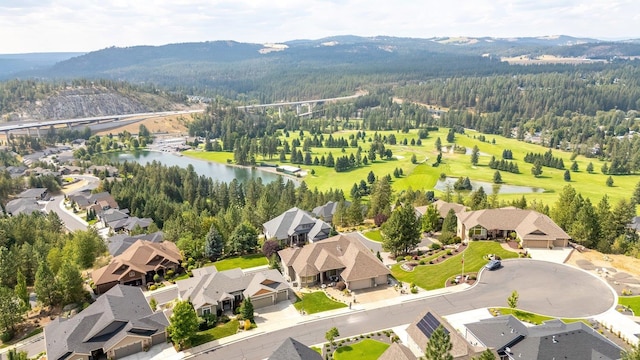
[188, 259, 615, 359]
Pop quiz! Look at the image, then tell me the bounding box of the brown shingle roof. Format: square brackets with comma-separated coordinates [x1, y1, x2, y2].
[92, 240, 181, 287]
[457, 208, 569, 241]
[278, 233, 389, 283]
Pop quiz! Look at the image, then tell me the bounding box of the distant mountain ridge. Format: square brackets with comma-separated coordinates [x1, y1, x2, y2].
[3, 35, 640, 102]
[0, 52, 84, 78]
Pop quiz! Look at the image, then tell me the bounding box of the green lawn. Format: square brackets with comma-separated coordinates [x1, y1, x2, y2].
[495, 307, 588, 325]
[174, 254, 268, 280]
[183, 128, 640, 213]
[619, 296, 640, 315]
[363, 230, 382, 242]
[208, 253, 268, 271]
[293, 291, 347, 314]
[391, 241, 518, 290]
[333, 339, 390, 360]
[190, 319, 239, 347]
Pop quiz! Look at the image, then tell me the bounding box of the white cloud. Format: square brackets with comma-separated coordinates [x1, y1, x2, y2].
[2, 0, 640, 53]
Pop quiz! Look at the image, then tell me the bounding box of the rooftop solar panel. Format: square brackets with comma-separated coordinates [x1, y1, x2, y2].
[416, 312, 449, 338]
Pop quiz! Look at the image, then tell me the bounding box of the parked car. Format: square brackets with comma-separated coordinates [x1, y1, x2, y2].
[485, 259, 501, 270]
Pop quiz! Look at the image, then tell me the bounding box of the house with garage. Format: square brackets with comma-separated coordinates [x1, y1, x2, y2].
[456, 207, 570, 248]
[92, 240, 181, 294]
[463, 315, 623, 360]
[5, 198, 42, 216]
[263, 207, 332, 246]
[108, 231, 164, 256]
[176, 267, 291, 316]
[405, 310, 476, 359]
[278, 233, 390, 289]
[16, 187, 50, 201]
[44, 285, 168, 360]
[416, 200, 467, 220]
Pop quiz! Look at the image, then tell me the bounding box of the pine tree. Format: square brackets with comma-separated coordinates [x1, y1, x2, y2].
[493, 171, 502, 184]
[425, 325, 453, 360]
[204, 224, 224, 261]
[381, 203, 421, 257]
[35, 261, 60, 307]
[471, 145, 479, 166]
[586, 162, 594, 173]
[563, 170, 571, 182]
[15, 271, 29, 312]
[241, 297, 254, 322]
[606, 176, 614, 187]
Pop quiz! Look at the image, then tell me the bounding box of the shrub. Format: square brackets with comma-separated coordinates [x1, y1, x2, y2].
[148, 284, 157, 291]
[419, 260, 426, 265]
[0, 330, 13, 342]
[187, 271, 193, 277]
[153, 274, 161, 283]
[446, 249, 452, 255]
[411, 287, 418, 294]
[244, 319, 251, 331]
[166, 269, 175, 278]
[431, 243, 441, 250]
[405, 255, 413, 262]
[336, 281, 346, 291]
[220, 314, 230, 323]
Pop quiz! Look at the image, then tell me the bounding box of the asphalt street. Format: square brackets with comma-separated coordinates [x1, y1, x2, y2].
[188, 259, 615, 360]
[44, 175, 100, 232]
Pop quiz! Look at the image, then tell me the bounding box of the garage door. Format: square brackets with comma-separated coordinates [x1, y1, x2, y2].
[252, 296, 274, 309]
[151, 332, 166, 346]
[523, 240, 548, 248]
[114, 342, 142, 359]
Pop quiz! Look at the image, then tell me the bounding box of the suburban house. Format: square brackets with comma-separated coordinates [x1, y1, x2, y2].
[263, 207, 332, 246]
[92, 240, 182, 294]
[16, 187, 50, 201]
[463, 315, 623, 360]
[44, 285, 169, 360]
[312, 200, 351, 223]
[405, 310, 475, 359]
[70, 191, 119, 211]
[278, 233, 390, 290]
[177, 267, 291, 315]
[108, 231, 164, 256]
[98, 208, 154, 234]
[5, 198, 41, 216]
[415, 200, 467, 220]
[456, 208, 570, 248]
[268, 337, 322, 360]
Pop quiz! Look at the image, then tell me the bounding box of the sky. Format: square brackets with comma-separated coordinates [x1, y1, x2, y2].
[3, 0, 640, 54]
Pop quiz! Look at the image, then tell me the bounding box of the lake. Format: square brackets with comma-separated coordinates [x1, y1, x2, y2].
[434, 177, 544, 194]
[107, 151, 285, 184]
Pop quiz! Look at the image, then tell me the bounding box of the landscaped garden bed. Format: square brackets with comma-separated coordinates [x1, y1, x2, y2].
[391, 241, 518, 290]
[321, 330, 399, 359]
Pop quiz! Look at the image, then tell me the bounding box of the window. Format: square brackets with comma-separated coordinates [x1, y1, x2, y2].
[471, 226, 484, 236]
[129, 271, 135, 277]
[202, 307, 211, 315]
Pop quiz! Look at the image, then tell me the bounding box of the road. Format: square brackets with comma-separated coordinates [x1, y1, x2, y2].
[188, 259, 614, 360]
[237, 92, 366, 109]
[44, 175, 100, 232]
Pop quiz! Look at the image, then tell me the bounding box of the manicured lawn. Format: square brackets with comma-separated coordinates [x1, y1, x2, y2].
[190, 319, 239, 347]
[391, 241, 518, 290]
[209, 253, 268, 271]
[174, 254, 268, 280]
[293, 291, 347, 314]
[619, 296, 640, 315]
[495, 307, 588, 325]
[183, 128, 640, 212]
[333, 339, 390, 360]
[363, 230, 382, 242]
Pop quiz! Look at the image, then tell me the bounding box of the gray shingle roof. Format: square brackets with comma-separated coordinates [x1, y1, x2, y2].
[268, 337, 322, 360]
[45, 285, 168, 360]
[108, 231, 164, 256]
[263, 207, 331, 242]
[465, 316, 623, 360]
[5, 198, 41, 216]
[16, 188, 48, 199]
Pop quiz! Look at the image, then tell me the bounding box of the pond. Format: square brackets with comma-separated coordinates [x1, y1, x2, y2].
[106, 150, 285, 184]
[434, 177, 544, 194]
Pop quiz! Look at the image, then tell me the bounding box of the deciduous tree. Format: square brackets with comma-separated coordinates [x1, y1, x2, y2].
[57, 261, 85, 305]
[325, 327, 340, 345]
[507, 290, 519, 309]
[168, 300, 199, 350]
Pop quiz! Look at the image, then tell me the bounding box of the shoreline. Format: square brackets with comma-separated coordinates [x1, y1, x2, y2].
[179, 149, 304, 183]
